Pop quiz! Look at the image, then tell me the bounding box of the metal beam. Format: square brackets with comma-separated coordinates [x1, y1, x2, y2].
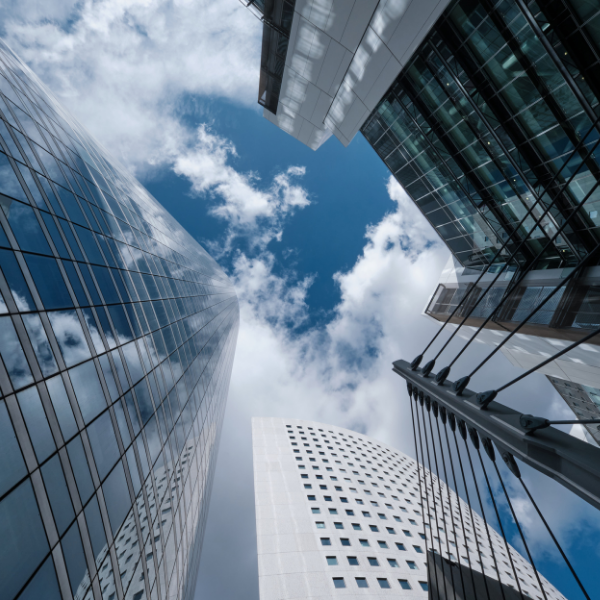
[393, 359, 600, 511]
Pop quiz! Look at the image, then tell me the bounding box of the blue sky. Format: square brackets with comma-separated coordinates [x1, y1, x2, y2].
[2, 1, 599, 599]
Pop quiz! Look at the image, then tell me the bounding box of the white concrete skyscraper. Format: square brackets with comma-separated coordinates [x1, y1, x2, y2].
[252, 417, 565, 600]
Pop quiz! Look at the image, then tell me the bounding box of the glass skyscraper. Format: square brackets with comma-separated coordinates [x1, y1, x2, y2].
[0, 39, 238, 600]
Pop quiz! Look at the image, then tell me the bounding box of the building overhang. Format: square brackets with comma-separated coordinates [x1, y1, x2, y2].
[258, 0, 453, 150]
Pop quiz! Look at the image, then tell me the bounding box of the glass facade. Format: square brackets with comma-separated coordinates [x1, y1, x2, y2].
[362, 0, 600, 272]
[0, 40, 238, 600]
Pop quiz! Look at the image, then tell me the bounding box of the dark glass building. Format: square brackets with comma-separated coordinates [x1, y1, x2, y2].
[361, 0, 600, 336]
[0, 40, 238, 600]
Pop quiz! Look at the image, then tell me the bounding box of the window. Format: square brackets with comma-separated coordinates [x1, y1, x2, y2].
[396, 543, 406, 551]
[320, 485, 328, 490]
[345, 510, 354, 516]
[347, 556, 359, 565]
[359, 539, 369, 547]
[413, 545, 423, 554]
[419, 582, 429, 591]
[386, 527, 396, 534]
[378, 513, 387, 520]
[378, 541, 388, 548]
[334, 486, 342, 491]
[324, 496, 332, 502]
[334, 522, 344, 529]
[340, 497, 348, 503]
[307, 495, 316, 501]
[316, 522, 325, 529]
[403, 530, 412, 537]
[311, 508, 320, 514]
[356, 499, 364, 505]
[316, 475, 323, 480]
[355, 578, 368, 588]
[330, 476, 338, 481]
[333, 578, 345, 589]
[341, 538, 351, 546]
[407, 561, 417, 570]
[301, 474, 308, 479]
[369, 525, 379, 532]
[378, 579, 391, 589]
[362, 511, 371, 518]
[329, 508, 338, 515]
[321, 538, 331, 546]
[399, 579, 412, 590]
[304, 484, 312, 489]
[387, 559, 399, 568]
[326, 556, 338, 565]
[393, 516, 401, 522]
[352, 523, 361, 530]
[368, 557, 379, 566]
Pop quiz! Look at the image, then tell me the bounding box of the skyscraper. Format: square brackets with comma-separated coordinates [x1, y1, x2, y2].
[253, 417, 564, 600]
[244, 0, 600, 440]
[0, 39, 238, 600]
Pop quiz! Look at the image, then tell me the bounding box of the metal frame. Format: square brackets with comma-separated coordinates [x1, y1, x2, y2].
[393, 359, 600, 510]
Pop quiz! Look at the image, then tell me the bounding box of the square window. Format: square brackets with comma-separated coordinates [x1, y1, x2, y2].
[334, 522, 344, 529]
[324, 496, 332, 502]
[369, 525, 379, 532]
[362, 511, 371, 518]
[368, 557, 379, 566]
[326, 467, 333, 472]
[340, 538, 351, 546]
[419, 582, 429, 591]
[326, 556, 338, 566]
[347, 556, 359, 566]
[301, 474, 308, 479]
[378, 513, 387, 520]
[308, 495, 316, 501]
[378, 578, 390, 589]
[413, 545, 423, 554]
[340, 497, 348, 503]
[329, 508, 338, 515]
[345, 510, 354, 516]
[359, 539, 369, 547]
[399, 579, 412, 590]
[386, 527, 396, 534]
[321, 538, 331, 546]
[407, 561, 417, 570]
[334, 486, 342, 491]
[320, 485, 328, 490]
[403, 530, 412, 537]
[316, 522, 325, 529]
[333, 578, 345, 589]
[355, 578, 368, 588]
[396, 543, 406, 551]
[316, 475, 323, 480]
[356, 499, 364, 505]
[352, 523, 361, 530]
[388, 559, 399, 568]
[378, 541, 389, 548]
[304, 484, 312, 489]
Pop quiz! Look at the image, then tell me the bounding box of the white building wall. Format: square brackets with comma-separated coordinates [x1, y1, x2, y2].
[253, 417, 565, 600]
[266, 0, 453, 150]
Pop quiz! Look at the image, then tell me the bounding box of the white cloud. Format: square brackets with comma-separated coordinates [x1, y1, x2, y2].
[173, 125, 309, 252]
[1, 0, 262, 169]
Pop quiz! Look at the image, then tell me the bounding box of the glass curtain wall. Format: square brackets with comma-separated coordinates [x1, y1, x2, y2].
[0, 40, 239, 600]
[362, 0, 600, 272]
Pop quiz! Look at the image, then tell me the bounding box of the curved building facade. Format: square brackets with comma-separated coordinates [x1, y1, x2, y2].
[252, 418, 565, 600]
[0, 40, 239, 600]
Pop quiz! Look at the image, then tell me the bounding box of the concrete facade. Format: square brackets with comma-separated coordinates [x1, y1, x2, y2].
[252, 417, 565, 600]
